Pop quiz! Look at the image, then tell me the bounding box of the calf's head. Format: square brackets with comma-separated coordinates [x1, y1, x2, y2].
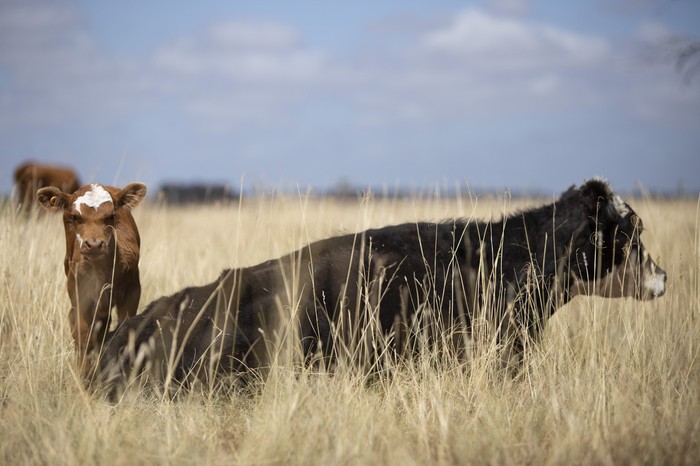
[570, 178, 667, 301]
[37, 183, 147, 259]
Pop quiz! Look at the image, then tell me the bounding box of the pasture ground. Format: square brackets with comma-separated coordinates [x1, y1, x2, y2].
[1, 191, 699, 465]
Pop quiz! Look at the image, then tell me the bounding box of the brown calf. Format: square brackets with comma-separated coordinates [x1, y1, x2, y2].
[37, 182, 147, 363]
[14, 162, 81, 212]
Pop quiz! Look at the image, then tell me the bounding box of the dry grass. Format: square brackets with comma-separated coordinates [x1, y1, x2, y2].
[1, 190, 698, 465]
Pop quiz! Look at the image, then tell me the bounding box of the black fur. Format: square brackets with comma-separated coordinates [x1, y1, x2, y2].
[95, 179, 657, 399]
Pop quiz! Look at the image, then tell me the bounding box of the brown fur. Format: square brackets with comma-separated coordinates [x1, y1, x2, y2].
[37, 182, 147, 367]
[13, 162, 81, 212]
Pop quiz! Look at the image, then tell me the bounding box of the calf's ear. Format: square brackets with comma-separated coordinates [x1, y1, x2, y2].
[115, 182, 147, 209]
[37, 187, 68, 212]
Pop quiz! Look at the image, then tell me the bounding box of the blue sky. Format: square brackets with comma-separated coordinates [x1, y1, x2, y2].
[1, 0, 699, 196]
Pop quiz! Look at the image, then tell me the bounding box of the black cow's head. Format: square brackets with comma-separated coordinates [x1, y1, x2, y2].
[569, 178, 667, 301]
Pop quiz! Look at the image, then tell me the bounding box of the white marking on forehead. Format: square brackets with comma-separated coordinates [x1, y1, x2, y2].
[611, 194, 630, 218]
[73, 184, 112, 213]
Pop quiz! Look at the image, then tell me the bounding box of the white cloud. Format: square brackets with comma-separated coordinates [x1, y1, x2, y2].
[421, 8, 609, 69]
[0, 1, 89, 74]
[337, 9, 616, 126]
[147, 19, 330, 131]
[154, 40, 325, 82]
[207, 20, 300, 49]
[153, 18, 326, 83]
[0, 0, 156, 126]
[0, 1, 329, 130]
[0, 1, 683, 132]
[635, 20, 673, 44]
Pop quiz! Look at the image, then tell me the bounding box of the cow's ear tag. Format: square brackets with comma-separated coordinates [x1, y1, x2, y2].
[50, 196, 58, 206]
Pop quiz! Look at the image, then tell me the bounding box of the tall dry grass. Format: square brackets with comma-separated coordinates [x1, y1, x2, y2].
[1, 190, 698, 465]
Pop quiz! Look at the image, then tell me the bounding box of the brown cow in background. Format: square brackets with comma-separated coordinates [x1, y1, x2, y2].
[37, 182, 147, 370]
[14, 162, 81, 212]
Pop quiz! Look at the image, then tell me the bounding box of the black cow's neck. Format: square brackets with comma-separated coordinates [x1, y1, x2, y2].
[456, 191, 591, 339]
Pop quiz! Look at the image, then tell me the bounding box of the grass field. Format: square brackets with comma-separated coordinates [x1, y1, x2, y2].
[1, 190, 699, 465]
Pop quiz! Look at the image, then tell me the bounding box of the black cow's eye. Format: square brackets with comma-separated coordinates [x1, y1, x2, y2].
[70, 214, 79, 223]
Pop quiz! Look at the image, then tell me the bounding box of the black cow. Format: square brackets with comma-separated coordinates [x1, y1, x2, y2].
[95, 178, 667, 399]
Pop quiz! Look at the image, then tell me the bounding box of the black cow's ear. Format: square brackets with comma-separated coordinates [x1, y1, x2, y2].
[580, 178, 613, 215]
[37, 187, 68, 212]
